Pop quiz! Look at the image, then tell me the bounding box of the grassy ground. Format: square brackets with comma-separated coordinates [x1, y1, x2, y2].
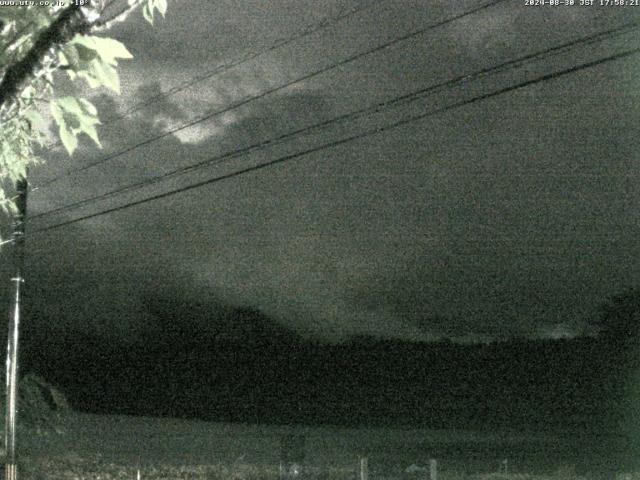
[12, 457, 620, 480]
[4, 413, 630, 479]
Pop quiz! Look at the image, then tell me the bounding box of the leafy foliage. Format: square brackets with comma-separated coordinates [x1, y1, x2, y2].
[0, 6, 61, 213]
[50, 96, 101, 154]
[0, 0, 167, 236]
[59, 34, 133, 93]
[142, 0, 167, 24]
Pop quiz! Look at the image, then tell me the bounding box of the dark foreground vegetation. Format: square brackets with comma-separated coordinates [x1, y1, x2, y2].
[13, 289, 637, 434]
[4, 289, 640, 476]
[4, 412, 635, 479]
[17, 303, 638, 433]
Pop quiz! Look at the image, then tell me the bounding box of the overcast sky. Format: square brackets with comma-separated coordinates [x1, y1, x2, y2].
[4, 0, 640, 344]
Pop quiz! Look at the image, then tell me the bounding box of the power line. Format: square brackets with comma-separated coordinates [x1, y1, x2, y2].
[35, 0, 508, 190]
[40, 1, 374, 154]
[106, 0, 375, 121]
[30, 19, 640, 221]
[30, 46, 640, 235]
[45, 0, 375, 142]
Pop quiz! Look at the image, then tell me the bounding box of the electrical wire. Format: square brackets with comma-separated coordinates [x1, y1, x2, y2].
[30, 18, 640, 221]
[105, 0, 376, 121]
[40, 0, 377, 152]
[30, 46, 640, 235]
[35, 0, 508, 190]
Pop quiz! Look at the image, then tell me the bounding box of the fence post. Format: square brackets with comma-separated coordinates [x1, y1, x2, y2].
[359, 456, 368, 480]
[429, 459, 437, 480]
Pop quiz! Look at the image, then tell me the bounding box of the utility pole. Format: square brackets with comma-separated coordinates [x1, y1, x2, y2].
[4, 176, 28, 480]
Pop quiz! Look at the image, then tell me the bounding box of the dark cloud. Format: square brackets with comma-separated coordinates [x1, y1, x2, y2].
[5, 2, 640, 347]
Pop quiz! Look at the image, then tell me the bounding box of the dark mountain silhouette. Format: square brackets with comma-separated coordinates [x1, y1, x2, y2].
[17, 292, 630, 439]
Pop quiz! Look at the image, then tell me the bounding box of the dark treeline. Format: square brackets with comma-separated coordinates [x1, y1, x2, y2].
[18, 304, 637, 435]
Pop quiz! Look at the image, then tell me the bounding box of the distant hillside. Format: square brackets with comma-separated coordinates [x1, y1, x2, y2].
[20, 306, 627, 434]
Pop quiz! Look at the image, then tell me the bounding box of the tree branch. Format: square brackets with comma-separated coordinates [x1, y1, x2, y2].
[93, 0, 143, 31]
[0, 21, 35, 57]
[0, 4, 90, 121]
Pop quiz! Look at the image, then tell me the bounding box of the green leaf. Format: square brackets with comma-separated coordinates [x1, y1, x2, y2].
[91, 59, 120, 93]
[74, 43, 99, 63]
[78, 98, 98, 117]
[63, 111, 81, 130]
[59, 123, 78, 155]
[69, 34, 97, 51]
[90, 36, 133, 63]
[0, 199, 17, 217]
[57, 49, 69, 67]
[67, 35, 131, 92]
[51, 97, 102, 154]
[71, 34, 132, 64]
[19, 85, 34, 100]
[55, 97, 84, 118]
[24, 110, 45, 132]
[50, 100, 64, 126]
[0, 0, 165, 216]
[9, 158, 27, 183]
[143, 2, 154, 25]
[76, 70, 102, 89]
[82, 123, 101, 148]
[155, 0, 167, 17]
[142, 0, 168, 24]
[6, 32, 33, 55]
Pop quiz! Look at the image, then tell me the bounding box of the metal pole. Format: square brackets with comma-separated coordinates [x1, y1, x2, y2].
[429, 459, 437, 480]
[359, 456, 368, 480]
[4, 177, 27, 480]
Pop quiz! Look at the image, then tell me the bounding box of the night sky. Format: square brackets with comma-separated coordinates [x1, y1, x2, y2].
[4, 0, 640, 347]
